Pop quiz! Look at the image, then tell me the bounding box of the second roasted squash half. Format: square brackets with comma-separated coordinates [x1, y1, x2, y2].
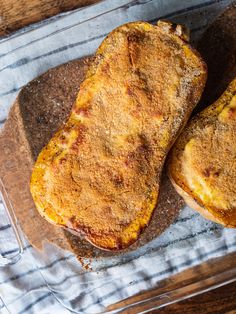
[168, 78, 236, 228]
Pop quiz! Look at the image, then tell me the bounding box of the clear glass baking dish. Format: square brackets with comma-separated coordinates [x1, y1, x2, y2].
[0, 0, 236, 313]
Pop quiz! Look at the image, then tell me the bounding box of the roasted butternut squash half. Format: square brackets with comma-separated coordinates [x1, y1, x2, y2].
[30, 21, 207, 250]
[169, 78, 236, 228]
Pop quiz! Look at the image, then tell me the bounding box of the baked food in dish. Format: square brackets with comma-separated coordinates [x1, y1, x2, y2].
[168, 78, 236, 228]
[30, 20, 207, 250]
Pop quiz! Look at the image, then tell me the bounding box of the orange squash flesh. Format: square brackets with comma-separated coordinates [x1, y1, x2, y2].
[169, 78, 236, 228]
[30, 21, 207, 250]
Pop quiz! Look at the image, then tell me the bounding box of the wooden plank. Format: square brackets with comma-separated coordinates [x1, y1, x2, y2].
[0, 0, 99, 36]
[152, 281, 236, 314]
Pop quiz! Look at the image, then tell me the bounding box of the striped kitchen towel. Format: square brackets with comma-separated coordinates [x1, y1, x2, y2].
[0, 0, 236, 313]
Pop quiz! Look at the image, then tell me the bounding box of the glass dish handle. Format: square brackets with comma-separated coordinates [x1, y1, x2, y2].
[0, 178, 24, 266]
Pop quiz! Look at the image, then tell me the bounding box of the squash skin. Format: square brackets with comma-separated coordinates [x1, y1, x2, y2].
[168, 78, 236, 228]
[30, 21, 207, 250]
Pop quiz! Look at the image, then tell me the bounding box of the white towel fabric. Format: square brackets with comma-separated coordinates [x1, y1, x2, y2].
[0, 0, 236, 313]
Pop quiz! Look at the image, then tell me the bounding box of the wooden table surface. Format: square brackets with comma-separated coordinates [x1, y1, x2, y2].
[152, 281, 236, 314]
[0, 0, 235, 313]
[0, 0, 99, 36]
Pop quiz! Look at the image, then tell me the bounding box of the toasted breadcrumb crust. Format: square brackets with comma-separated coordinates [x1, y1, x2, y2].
[30, 21, 207, 250]
[169, 78, 236, 228]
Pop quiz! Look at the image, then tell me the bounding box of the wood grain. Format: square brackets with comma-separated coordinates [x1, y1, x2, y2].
[151, 281, 236, 314]
[0, 0, 100, 36]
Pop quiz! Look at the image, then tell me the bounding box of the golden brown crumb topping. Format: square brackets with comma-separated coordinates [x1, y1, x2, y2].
[30, 21, 206, 250]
